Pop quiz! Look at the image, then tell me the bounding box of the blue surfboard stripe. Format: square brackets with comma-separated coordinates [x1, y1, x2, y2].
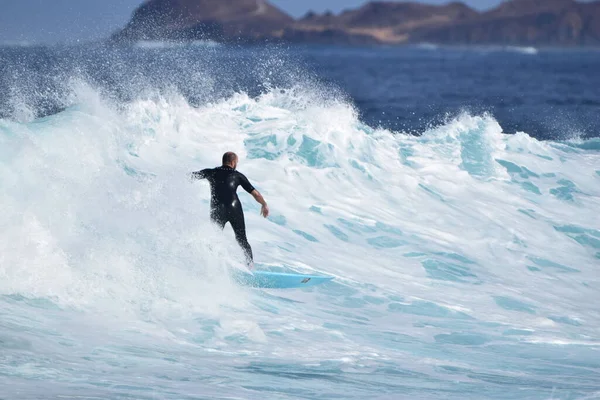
[232, 270, 334, 289]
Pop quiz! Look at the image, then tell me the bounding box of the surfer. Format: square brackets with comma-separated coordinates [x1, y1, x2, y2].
[190, 152, 269, 269]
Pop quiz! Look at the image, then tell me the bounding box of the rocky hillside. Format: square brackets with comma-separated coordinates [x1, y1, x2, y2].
[111, 0, 600, 46]
[284, 2, 477, 44]
[112, 0, 293, 42]
[413, 0, 600, 45]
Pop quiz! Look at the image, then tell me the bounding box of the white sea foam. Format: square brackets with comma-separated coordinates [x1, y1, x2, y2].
[0, 82, 599, 398]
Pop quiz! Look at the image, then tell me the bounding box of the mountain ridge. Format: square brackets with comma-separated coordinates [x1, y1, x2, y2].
[111, 0, 600, 46]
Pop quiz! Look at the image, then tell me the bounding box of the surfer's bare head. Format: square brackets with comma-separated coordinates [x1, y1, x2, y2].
[222, 151, 238, 169]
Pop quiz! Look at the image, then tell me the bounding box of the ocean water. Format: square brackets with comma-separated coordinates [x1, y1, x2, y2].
[0, 43, 599, 399]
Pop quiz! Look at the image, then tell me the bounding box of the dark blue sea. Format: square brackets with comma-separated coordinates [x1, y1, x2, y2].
[2, 43, 600, 139]
[1, 42, 599, 400]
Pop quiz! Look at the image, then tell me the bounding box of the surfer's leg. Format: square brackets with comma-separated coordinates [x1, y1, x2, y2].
[210, 206, 227, 229]
[229, 210, 253, 266]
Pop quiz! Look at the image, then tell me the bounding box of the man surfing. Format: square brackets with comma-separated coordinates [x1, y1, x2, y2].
[190, 152, 269, 269]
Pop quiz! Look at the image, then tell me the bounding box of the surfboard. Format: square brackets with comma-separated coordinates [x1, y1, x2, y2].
[232, 270, 334, 289]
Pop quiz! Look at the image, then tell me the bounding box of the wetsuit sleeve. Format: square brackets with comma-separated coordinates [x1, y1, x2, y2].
[238, 173, 256, 193]
[191, 169, 211, 180]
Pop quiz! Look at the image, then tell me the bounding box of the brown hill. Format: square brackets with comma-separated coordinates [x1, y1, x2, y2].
[111, 0, 600, 46]
[113, 0, 293, 42]
[411, 0, 600, 45]
[488, 0, 575, 18]
[301, 1, 476, 28]
[287, 2, 477, 44]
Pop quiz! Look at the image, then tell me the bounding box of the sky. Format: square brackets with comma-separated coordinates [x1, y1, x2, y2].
[0, 0, 504, 44]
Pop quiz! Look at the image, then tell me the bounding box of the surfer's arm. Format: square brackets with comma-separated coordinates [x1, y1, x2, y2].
[239, 173, 269, 218]
[251, 189, 269, 218]
[190, 169, 209, 180]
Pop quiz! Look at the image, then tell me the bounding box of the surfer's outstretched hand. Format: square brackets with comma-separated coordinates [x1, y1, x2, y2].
[250, 189, 269, 218]
[261, 204, 270, 218]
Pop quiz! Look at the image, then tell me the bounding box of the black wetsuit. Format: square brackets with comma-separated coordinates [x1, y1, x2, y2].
[192, 166, 255, 264]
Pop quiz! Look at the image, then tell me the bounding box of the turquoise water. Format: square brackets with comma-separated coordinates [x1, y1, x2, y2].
[0, 45, 599, 399]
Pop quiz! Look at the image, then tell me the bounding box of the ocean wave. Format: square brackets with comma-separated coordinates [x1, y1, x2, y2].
[1, 77, 599, 398]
